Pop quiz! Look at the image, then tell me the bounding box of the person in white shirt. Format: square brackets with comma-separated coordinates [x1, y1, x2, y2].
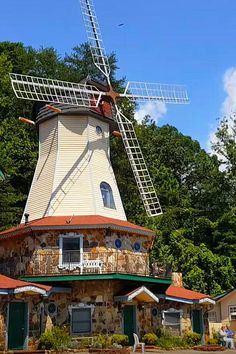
[219, 325, 235, 349]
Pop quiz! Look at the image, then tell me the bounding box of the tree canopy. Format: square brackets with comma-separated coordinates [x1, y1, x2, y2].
[0, 41, 235, 295]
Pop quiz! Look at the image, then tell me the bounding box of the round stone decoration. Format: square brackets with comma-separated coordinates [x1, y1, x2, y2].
[152, 307, 158, 317]
[115, 239, 122, 249]
[134, 242, 141, 251]
[47, 302, 57, 315]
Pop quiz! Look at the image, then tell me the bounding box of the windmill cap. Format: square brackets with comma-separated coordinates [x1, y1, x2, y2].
[33, 102, 118, 131]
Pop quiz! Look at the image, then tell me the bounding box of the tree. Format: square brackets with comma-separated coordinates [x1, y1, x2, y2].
[213, 208, 236, 267]
[151, 220, 235, 295]
[212, 114, 236, 174]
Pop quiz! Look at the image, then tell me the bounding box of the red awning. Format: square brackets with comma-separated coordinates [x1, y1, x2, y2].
[0, 274, 52, 296]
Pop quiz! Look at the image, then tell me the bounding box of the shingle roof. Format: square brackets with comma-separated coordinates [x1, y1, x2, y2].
[0, 274, 51, 293]
[0, 215, 154, 238]
[166, 285, 207, 300]
[165, 285, 214, 304]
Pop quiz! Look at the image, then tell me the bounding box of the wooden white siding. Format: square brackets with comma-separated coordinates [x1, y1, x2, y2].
[22, 118, 58, 222]
[22, 114, 126, 222]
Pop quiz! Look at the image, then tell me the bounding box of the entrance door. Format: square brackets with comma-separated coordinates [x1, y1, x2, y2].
[8, 302, 28, 350]
[192, 309, 203, 339]
[123, 305, 136, 345]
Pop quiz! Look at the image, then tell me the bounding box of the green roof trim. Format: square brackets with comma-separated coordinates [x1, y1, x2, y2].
[20, 273, 172, 285]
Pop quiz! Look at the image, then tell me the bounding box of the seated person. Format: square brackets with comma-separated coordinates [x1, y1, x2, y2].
[225, 325, 234, 338]
[219, 325, 235, 349]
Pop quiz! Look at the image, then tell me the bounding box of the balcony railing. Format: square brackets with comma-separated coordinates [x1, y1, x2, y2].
[0, 250, 171, 279]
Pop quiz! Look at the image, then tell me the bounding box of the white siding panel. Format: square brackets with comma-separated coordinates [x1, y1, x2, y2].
[22, 118, 58, 221]
[48, 115, 94, 216]
[88, 117, 126, 220]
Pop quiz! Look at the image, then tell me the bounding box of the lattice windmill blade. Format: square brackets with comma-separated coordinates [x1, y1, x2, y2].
[10, 73, 103, 108]
[121, 81, 189, 104]
[80, 0, 111, 82]
[114, 104, 162, 217]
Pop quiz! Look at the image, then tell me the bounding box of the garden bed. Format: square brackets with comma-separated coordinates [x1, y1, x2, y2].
[193, 344, 226, 351]
[89, 349, 130, 354]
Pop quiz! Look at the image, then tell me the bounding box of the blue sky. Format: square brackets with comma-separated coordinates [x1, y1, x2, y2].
[1, 0, 236, 150]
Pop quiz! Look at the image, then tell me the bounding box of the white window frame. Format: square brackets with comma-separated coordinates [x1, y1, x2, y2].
[59, 233, 83, 270]
[100, 181, 116, 209]
[162, 308, 183, 330]
[229, 305, 236, 321]
[69, 304, 94, 336]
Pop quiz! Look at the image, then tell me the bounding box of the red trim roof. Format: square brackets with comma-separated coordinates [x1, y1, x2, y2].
[0, 274, 51, 292]
[166, 285, 211, 300]
[0, 215, 154, 238]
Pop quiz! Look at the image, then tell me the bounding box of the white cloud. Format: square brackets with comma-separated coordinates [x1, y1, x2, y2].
[207, 67, 236, 155]
[134, 101, 167, 124]
[207, 125, 219, 153]
[222, 68, 236, 116]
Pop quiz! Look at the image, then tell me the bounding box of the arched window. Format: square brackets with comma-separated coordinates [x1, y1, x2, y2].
[100, 182, 116, 209]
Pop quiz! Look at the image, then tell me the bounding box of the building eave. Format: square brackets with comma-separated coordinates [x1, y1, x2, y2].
[20, 273, 171, 285]
[214, 288, 236, 302]
[114, 285, 159, 303]
[158, 294, 215, 305]
[30, 223, 154, 236]
[0, 215, 155, 239]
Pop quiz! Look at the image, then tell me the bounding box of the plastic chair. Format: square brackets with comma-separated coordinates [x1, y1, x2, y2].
[133, 333, 145, 353]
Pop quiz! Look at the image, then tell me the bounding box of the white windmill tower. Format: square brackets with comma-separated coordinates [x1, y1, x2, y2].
[10, 0, 189, 223]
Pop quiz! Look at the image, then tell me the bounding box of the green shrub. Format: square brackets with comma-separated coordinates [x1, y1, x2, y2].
[142, 333, 158, 345]
[79, 338, 93, 348]
[112, 343, 123, 349]
[92, 341, 103, 349]
[92, 335, 111, 348]
[156, 333, 188, 349]
[207, 338, 219, 345]
[183, 332, 201, 346]
[68, 341, 80, 349]
[38, 326, 71, 350]
[212, 330, 221, 344]
[111, 334, 129, 346]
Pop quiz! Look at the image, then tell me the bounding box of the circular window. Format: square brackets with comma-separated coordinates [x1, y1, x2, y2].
[96, 126, 102, 135]
[152, 307, 158, 317]
[115, 239, 122, 249]
[47, 302, 57, 315]
[134, 242, 141, 251]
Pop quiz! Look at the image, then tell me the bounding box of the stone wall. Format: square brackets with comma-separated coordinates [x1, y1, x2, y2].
[0, 300, 8, 350]
[0, 229, 153, 278]
[0, 280, 211, 350]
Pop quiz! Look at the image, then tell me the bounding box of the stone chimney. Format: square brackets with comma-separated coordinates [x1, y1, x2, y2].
[171, 272, 183, 287]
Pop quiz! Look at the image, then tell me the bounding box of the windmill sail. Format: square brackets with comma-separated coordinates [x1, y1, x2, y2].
[122, 81, 189, 104]
[80, 0, 111, 81]
[115, 105, 162, 217]
[10, 73, 102, 107]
